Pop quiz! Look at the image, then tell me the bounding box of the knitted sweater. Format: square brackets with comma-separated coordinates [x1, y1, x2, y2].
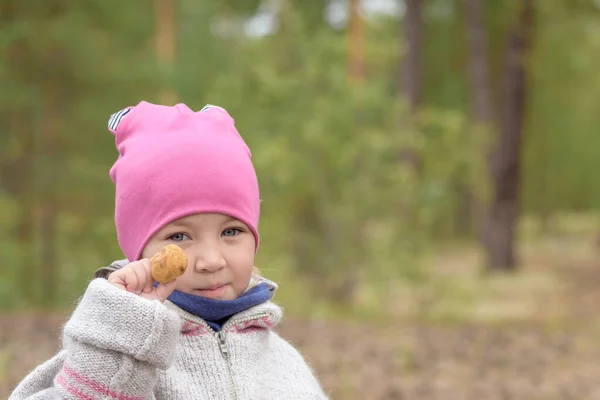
[10, 278, 328, 400]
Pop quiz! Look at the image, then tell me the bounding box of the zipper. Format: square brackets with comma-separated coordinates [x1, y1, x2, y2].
[216, 313, 270, 400]
[187, 313, 269, 400]
[217, 330, 229, 358]
[216, 330, 237, 400]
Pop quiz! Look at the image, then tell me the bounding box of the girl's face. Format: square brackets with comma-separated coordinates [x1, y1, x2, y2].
[141, 213, 255, 300]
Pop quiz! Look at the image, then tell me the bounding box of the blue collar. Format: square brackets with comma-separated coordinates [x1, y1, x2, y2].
[167, 283, 271, 332]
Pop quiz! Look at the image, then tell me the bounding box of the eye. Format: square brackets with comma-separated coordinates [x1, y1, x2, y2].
[167, 232, 190, 242]
[222, 228, 243, 237]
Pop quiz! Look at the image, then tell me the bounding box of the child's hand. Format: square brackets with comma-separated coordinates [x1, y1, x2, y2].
[107, 259, 177, 302]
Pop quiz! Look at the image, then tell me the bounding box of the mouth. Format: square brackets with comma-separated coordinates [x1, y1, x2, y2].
[193, 283, 228, 297]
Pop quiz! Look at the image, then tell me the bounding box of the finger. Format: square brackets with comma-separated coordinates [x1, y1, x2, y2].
[139, 259, 154, 293]
[132, 264, 148, 294]
[123, 267, 140, 293]
[107, 271, 127, 290]
[155, 280, 177, 302]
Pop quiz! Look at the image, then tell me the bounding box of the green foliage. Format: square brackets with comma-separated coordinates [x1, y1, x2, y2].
[1, 1, 599, 310]
[523, 0, 600, 214]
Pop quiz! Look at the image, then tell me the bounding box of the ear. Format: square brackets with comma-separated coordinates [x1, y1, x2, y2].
[199, 103, 235, 124]
[200, 104, 226, 113]
[107, 107, 133, 134]
[198, 103, 251, 156]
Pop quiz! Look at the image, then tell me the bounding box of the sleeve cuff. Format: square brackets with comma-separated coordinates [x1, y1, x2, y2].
[63, 278, 181, 369]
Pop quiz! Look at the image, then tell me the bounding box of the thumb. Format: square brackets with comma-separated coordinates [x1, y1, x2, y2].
[155, 280, 177, 302]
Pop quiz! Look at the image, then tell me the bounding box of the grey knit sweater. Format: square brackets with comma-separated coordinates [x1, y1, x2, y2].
[10, 278, 328, 399]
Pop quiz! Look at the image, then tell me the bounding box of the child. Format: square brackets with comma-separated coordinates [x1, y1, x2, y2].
[10, 101, 328, 399]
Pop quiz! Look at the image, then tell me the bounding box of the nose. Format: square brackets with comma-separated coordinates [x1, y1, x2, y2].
[191, 240, 226, 273]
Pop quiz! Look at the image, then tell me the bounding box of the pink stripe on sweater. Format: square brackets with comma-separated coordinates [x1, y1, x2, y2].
[57, 372, 97, 400]
[181, 321, 194, 332]
[228, 315, 274, 333]
[63, 364, 145, 400]
[181, 321, 209, 336]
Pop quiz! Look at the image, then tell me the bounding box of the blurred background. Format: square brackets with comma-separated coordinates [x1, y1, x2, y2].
[2, 0, 600, 398]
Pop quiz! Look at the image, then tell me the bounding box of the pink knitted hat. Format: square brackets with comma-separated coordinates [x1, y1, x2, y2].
[107, 101, 260, 261]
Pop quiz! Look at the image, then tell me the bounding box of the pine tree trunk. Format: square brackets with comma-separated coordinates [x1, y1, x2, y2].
[155, 0, 177, 104]
[482, 0, 534, 271]
[466, 0, 493, 125]
[347, 0, 365, 85]
[462, 0, 494, 237]
[397, 0, 423, 173]
[402, 0, 423, 111]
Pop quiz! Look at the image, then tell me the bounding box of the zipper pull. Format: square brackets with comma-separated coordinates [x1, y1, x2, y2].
[217, 331, 229, 359]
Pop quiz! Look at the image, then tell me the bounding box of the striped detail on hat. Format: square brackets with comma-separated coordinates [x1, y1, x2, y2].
[200, 104, 225, 113]
[108, 108, 132, 131]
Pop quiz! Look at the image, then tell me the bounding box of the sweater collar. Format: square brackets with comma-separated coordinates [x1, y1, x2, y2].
[166, 283, 271, 331]
[165, 298, 283, 334]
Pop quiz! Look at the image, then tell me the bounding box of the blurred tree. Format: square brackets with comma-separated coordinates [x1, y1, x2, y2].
[0, 1, 37, 304]
[458, 0, 494, 238]
[483, 0, 534, 270]
[464, 0, 492, 238]
[329, 0, 367, 304]
[397, 0, 423, 173]
[347, 0, 365, 86]
[401, 0, 423, 111]
[155, 0, 178, 104]
[0, 0, 65, 306]
[0, 0, 161, 307]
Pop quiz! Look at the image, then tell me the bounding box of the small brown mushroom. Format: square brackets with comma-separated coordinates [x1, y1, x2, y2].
[151, 244, 188, 284]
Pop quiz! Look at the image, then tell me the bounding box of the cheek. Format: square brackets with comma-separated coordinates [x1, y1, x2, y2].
[140, 242, 160, 260]
[174, 257, 196, 289]
[229, 249, 255, 289]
